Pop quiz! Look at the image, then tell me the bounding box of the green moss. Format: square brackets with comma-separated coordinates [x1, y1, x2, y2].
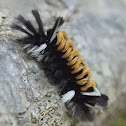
[113, 118, 126, 126]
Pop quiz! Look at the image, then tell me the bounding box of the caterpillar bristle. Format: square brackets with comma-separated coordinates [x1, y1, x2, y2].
[11, 24, 33, 37]
[48, 17, 65, 42]
[16, 15, 38, 36]
[32, 10, 45, 36]
[11, 9, 109, 121]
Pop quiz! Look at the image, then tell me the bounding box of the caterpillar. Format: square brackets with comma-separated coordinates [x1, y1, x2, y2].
[11, 10, 109, 121]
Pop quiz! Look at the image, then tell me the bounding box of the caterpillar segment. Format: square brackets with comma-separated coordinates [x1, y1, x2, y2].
[56, 32, 96, 92]
[11, 9, 109, 121]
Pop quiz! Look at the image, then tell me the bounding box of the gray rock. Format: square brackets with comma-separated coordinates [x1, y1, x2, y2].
[0, 0, 126, 126]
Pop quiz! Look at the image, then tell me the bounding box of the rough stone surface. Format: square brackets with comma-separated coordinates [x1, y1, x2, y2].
[0, 0, 126, 126]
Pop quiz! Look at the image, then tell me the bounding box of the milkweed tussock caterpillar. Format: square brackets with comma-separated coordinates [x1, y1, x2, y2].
[11, 9, 109, 121]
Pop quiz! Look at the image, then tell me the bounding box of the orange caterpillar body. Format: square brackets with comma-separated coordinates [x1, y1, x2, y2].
[56, 32, 96, 91]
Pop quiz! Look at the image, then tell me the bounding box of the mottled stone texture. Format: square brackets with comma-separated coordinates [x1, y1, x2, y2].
[0, 0, 126, 126]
